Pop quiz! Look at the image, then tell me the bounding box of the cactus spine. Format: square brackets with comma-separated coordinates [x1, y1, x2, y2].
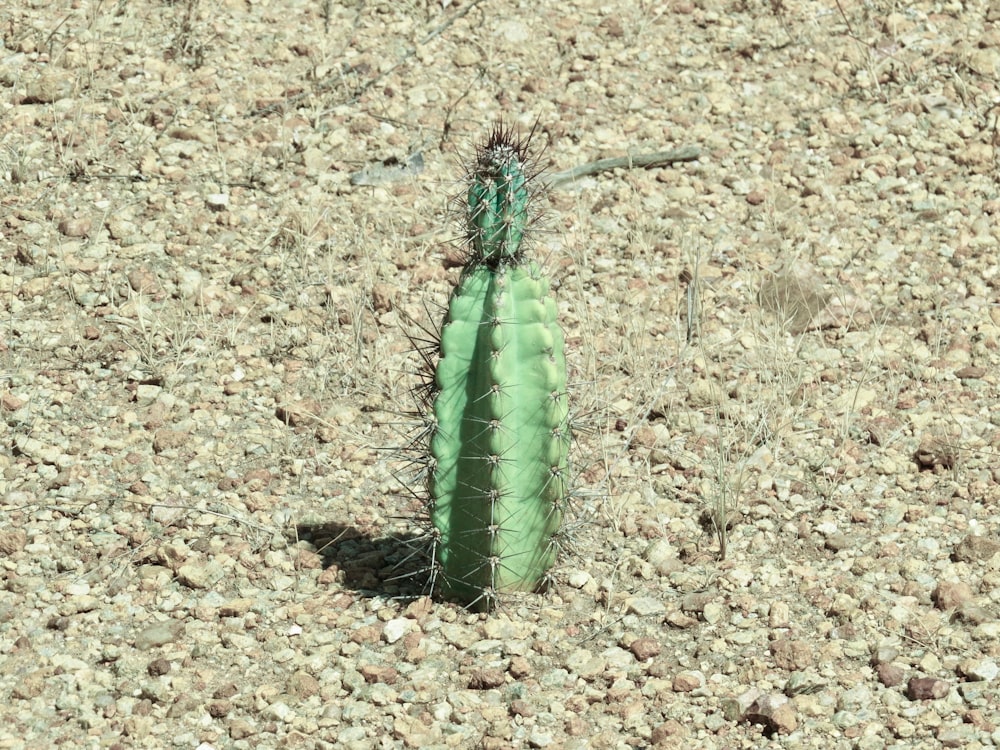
[428, 123, 569, 609]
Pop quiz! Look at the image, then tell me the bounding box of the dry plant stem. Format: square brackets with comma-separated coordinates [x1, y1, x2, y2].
[547, 146, 701, 188]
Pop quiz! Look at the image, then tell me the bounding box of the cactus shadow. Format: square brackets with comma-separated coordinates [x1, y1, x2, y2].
[292, 521, 430, 600]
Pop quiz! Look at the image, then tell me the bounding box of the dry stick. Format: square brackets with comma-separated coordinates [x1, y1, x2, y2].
[547, 145, 701, 189]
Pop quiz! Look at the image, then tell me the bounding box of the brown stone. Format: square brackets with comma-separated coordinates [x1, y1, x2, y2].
[57, 217, 92, 238]
[359, 664, 398, 685]
[650, 719, 687, 744]
[1, 393, 25, 411]
[468, 668, 505, 690]
[629, 637, 661, 661]
[877, 662, 905, 687]
[152, 428, 189, 454]
[509, 699, 534, 717]
[508, 656, 532, 679]
[287, 670, 321, 697]
[664, 610, 699, 629]
[953, 534, 1000, 563]
[746, 693, 797, 735]
[932, 581, 973, 610]
[672, 672, 703, 692]
[146, 658, 171, 676]
[0, 530, 27, 556]
[207, 699, 231, 718]
[770, 639, 814, 671]
[907, 677, 950, 700]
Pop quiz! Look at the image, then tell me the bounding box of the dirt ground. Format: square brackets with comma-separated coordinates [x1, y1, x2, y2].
[2, 1, 1000, 748]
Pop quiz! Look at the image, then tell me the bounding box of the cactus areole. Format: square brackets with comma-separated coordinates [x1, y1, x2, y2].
[467, 131, 530, 265]
[429, 124, 570, 608]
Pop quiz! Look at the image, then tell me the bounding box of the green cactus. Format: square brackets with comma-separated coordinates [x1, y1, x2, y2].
[427, 123, 570, 609]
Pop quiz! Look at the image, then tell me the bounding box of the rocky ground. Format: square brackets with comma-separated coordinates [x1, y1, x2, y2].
[2, 0, 1000, 748]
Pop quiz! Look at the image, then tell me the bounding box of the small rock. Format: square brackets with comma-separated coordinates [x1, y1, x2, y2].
[937, 725, 977, 748]
[468, 668, 505, 690]
[2, 393, 25, 412]
[152, 428, 189, 454]
[702, 602, 726, 624]
[206, 193, 229, 211]
[383, 617, 412, 644]
[127, 267, 161, 295]
[952, 534, 1000, 562]
[508, 656, 532, 679]
[672, 671, 704, 692]
[567, 570, 592, 589]
[147, 658, 171, 676]
[57, 217, 92, 238]
[877, 662, 906, 688]
[650, 720, 687, 743]
[359, 664, 398, 685]
[643, 538, 679, 575]
[932, 581, 973, 610]
[625, 595, 665, 616]
[954, 365, 986, 379]
[23, 71, 74, 103]
[745, 693, 797, 735]
[287, 670, 320, 698]
[768, 601, 791, 628]
[629, 637, 661, 661]
[228, 718, 255, 739]
[722, 688, 762, 722]
[177, 268, 203, 299]
[873, 645, 899, 665]
[177, 561, 225, 590]
[0, 530, 28, 556]
[907, 677, 950, 700]
[960, 659, 999, 682]
[664, 610, 699, 629]
[527, 728, 553, 748]
[509, 699, 534, 718]
[263, 701, 293, 722]
[135, 619, 184, 650]
[770, 639, 814, 671]
[825, 532, 852, 551]
[576, 655, 607, 681]
[453, 46, 481, 67]
[219, 598, 254, 617]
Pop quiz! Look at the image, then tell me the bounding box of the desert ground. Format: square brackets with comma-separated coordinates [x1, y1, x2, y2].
[1, 0, 1000, 748]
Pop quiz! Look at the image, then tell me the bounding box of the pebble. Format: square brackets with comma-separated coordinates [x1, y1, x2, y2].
[206, 193, 229, 211]
[961, 659, 998, 683]
[672, 671, 704, 692]
[382, 618, 412, 644]
[906, 677, 951, 701]
[877, 663, 906, 688]
[952, 534, 1000, 562]
[745, 693, 797, 735]
[625, 596, 665, 616]
[177, 562, 225, 590]
[134, 620, 185, 650]
[629, 637, 661, 661]
[702, 601, 726, 624]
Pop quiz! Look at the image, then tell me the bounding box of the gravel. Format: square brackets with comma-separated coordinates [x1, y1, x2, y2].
[2, 0, 1000, 748]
